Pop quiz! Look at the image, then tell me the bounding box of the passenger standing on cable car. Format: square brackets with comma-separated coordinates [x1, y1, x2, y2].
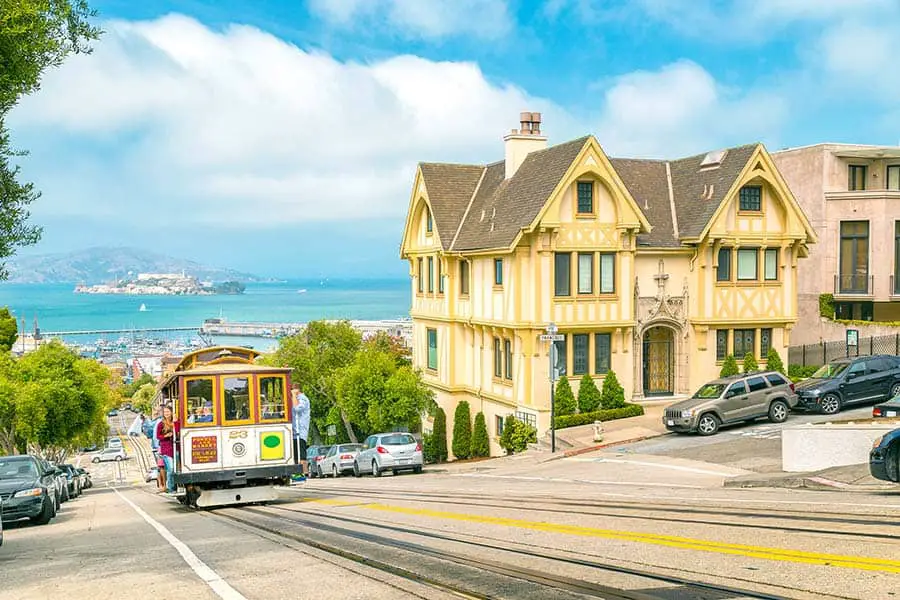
[291, 383, 310, 483]
[156, 405, 181, 495]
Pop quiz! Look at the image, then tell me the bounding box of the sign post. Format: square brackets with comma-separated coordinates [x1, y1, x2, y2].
[539, 323, 564, 453]
[846, 329, 858, 357]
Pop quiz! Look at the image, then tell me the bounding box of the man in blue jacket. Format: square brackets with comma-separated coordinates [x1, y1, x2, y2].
[291, 383, 310, 483]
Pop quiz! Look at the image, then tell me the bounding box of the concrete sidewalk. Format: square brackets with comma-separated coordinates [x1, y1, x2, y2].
[724, 462, 898, 492]
[542, 403, 670, 460]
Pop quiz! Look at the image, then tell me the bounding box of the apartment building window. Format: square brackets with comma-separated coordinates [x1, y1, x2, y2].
[848, 165, 867, 191]
[760, 328, 772, 358]
[717, 248, 732, 281]
[426, 329, 437, 371]
[553, 337, 567, 377]
[737, 248, 758, 281]
[733, 329, 755, 358]
[494, 259, 503, 286]
[888, 165, 900, 191]
[839, 221, 869, 293]
[426, 208, 433, 233]
[594, 333, 611, 374]
[504, 339, 513, 380]
[554, 253, 571, 296]
[578, 253, 594, 294]
[459, 260, 470, 296]
[495, 415, 504, 436]
[739, 185, 762, 211]
[577, 181, 593, 214]
[573, 334, 589, 375]
[764, 248, 779, 281]
[417, 258, 423, 293]
[716, 330, 728, 361]
[436, 260, 444, 294]
[599, 253, 615, 294]
[427, 257, 434, 293]
[493, 338, 502, 378]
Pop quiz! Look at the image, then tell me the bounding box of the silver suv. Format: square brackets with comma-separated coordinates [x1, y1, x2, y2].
[664, 370, 798, 436]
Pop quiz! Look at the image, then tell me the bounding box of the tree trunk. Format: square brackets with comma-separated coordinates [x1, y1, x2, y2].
[340, 410, 357, 443]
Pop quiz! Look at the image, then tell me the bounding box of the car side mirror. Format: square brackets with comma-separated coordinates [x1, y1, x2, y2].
[846, 372, 858, 380]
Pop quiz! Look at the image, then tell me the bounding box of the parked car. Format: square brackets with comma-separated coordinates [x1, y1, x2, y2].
[0, 455, 58, 525]
[37, 460, 68, 508]
[92, 448, 126, 463]
[308, 446, 333, 478]
[58, 465, 82, 498]
[106, 437, 123, 449]
[869, 428, 900, 483]
[873, 396, 900, 419]
[664, 370, 797, 436]
[75, 467, 92, 490]
[319, 444, 363, 477]
[794, 355, 900, 415]
[107, 409, 119, 417]
[354, 433, 423, 477]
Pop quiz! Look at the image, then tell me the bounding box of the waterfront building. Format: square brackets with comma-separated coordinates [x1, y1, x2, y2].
[400, 112, 816, 455]
[772, 144, 900, 344]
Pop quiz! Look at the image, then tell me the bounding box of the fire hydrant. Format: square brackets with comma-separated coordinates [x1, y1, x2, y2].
[592, 420, 604, 442]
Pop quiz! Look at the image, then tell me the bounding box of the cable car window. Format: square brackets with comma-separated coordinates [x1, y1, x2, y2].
[223, 377, 252, 423]
[259, 376, 286, 421]
[186, 378, 215, 425]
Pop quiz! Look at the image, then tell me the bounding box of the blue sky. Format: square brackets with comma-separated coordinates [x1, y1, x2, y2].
[7, 0, 899, 278]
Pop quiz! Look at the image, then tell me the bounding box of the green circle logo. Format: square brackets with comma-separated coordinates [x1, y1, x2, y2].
[263, 434, 280, 448]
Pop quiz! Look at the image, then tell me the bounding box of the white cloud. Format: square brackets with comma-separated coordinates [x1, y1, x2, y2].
[307, 0, 513, 40]
[813, 19, 900, 99]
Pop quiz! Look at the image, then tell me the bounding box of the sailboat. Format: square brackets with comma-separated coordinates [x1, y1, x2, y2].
[139, 303, 148, 312]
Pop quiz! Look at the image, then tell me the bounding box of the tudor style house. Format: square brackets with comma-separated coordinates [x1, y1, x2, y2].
[400, 113, 817, 455]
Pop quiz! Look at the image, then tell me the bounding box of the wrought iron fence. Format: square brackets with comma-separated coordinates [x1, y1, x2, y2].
[788, 332, 900, 367]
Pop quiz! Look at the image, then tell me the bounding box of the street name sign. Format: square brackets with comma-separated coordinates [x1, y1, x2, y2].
[539, 334, 565, 342]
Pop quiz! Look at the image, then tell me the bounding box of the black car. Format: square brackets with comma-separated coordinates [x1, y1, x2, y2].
[57, 464, 82, 498]
[0, 455, 58, 525]
[873, 396, 900, 418]
[793, 355, 900, 415]
[870, 428, 900, 483]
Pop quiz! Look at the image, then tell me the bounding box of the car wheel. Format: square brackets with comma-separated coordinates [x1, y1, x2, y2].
[413, 466, 423, 474]
[32, 498, 54, 525]
[891, 382, 900, 398]
[115, 456, 123, 462]
[92, 457, 99, 463]
[332, 465, 339, 478]
[820, 393, 841, 415]
[372, 460, 381, 477]
[696, 413, 720, 436]
[353, 462, 361, 478]
[768, 400, 789, 423]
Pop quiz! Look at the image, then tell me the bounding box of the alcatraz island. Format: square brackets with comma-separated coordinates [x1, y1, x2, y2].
[73, 272, 246, 296]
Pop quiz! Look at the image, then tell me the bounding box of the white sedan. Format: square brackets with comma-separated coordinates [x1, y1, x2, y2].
[319, 444, 363, 477]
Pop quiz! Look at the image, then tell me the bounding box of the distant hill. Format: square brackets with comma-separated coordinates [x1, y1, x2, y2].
[3, 246, 267, 284]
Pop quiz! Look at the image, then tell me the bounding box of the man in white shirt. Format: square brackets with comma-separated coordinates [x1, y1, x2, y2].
[291, 383, 311, 482]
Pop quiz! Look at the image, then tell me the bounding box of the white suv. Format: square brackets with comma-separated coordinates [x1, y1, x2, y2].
[92, 448, 126, 463]
[353, 433, 423, 477]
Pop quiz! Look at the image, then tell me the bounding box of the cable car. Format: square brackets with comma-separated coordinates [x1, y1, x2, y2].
[155, 346, 299, 508]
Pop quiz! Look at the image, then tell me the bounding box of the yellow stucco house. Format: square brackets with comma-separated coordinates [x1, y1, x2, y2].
[400, 113, 817, 455]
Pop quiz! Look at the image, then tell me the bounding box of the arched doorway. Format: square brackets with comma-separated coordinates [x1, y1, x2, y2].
[642, 326, 674, 396]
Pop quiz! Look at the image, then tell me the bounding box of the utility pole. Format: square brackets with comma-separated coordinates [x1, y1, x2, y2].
[539, 322, 564, 453]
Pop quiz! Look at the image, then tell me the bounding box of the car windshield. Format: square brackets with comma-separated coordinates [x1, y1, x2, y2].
[382, 434, 416, 446]
[693, 383, 726, 399]
[810, 363, 850, 379]
[0, 458, 37, 480]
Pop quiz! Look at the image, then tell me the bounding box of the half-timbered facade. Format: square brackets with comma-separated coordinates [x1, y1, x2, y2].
[399, 113, 817, 455]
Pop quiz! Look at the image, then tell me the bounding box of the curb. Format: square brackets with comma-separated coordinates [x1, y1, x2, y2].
[539, 434, 662, 463]
[723, 475, 897, 493]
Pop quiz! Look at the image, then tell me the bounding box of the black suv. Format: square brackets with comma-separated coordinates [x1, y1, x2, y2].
[794, 355, 900, 415]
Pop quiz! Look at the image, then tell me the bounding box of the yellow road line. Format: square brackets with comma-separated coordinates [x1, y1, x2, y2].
[306, 498, 900, 574]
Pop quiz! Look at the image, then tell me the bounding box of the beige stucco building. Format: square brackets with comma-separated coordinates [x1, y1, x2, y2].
[773, 144, 900, 345]
[400, 113, 817, 455]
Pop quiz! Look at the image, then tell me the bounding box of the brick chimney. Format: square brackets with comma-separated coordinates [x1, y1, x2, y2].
[504, 111, 547, 179]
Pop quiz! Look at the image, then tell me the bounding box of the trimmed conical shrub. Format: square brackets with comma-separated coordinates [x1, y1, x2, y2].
[743, 352, 759, 373]
[451, 401, 472, 460]
[720, 355, 739, 377]
[577, 374, 602, 412]
[470, 412, 490, 457]
[555, 377, 577, 416]
[432, 407, 448, 462]
[766, 347, 785, 375]
[600, 370, 626, 409]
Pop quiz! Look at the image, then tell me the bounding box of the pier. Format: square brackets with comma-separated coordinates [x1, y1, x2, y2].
[40, 326, 199, 336]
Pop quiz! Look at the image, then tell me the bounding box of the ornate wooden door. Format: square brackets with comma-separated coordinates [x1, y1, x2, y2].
[643, 327, 674, 395]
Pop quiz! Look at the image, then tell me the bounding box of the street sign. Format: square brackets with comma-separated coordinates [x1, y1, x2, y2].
[539, 334, 565, 342]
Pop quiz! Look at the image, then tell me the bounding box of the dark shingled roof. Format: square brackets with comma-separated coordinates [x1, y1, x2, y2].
[416, 135, 761, 252]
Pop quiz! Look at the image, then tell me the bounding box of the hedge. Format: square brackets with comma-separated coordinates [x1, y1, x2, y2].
[553, 403, 644, 429]
[788, 364, 820, 382]
[819, 293, 835, 319]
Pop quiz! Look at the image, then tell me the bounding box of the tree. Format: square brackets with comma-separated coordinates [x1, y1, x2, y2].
[122, 372, 155, 397]
[555, 377, 577, 416]
[431, 406, 448, 463]
[577, 374, 602, 413]
[766, 347, 785, 375]
[499, 415, 537, 455]
[131, 383, 156, 415]
[470, 412, 490, 458]
[0, 1, 102, 277]
[0, 307, 16, 351]
[451, 401, 472, 460]
[599, 370, 626, 409]
[720, 355, 739, 377]
[743, 352, 759, 373]
[364, 330, 411, 367]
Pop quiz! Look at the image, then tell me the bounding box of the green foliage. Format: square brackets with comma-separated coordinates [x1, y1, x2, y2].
[0, 341, 115, 459]
[498, 415, 537, 455]
[577, 374, 602, 413]
[788, 364, 820, 381]
[765, 347, 785, 375]
[554, 403, 645, 429]
[364, 330, 411, 367]
[470, 412, 490, 458]
[122, 372, 155, 398]
[819, 293, 835, 319]
[0, 307, 16, 351]
[554, 377, 577, 416]
[131, 383, 156, 415]
[451, 401, 472, 460]
[720, 355, 739, 377]
[599, 370, 626, 409]
[422, 432, 436, 464]
[431, 407, 448, 463]
[742, 352, 759, 373]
